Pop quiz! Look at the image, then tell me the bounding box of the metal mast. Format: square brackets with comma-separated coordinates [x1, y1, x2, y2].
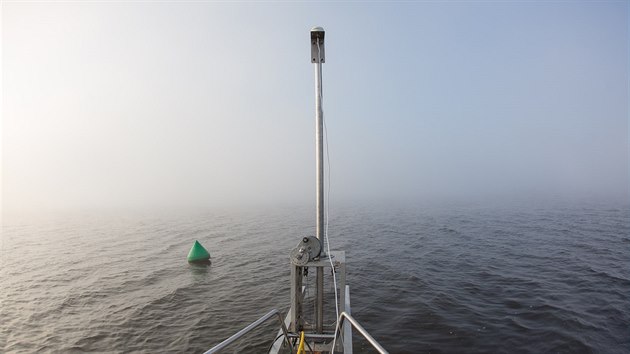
[311, 26, 325, 334]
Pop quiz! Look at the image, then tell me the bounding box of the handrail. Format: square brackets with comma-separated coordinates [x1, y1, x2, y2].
[203, 309, 293, 354]
[332, 311, 388, 354]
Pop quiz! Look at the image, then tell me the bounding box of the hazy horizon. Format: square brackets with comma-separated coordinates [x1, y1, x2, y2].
[2, 2, 628, 213]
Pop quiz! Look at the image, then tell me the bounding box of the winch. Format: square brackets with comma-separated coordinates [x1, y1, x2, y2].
[290, 236, 322, 266]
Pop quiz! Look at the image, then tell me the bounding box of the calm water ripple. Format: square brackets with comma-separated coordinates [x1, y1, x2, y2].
[1, 202, 629, 353]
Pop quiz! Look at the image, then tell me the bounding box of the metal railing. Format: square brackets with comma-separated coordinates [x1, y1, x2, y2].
[203, 309, 293, 354]
[332, 311, 389, 354]
[203, 307, 387, 354]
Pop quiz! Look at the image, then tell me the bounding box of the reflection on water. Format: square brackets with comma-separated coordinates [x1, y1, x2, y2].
[188, 261, 211, 277]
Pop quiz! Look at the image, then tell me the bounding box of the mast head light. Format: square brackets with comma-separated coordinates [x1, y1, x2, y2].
[310, 26, 325, 35]
[310, 26, 325, 63]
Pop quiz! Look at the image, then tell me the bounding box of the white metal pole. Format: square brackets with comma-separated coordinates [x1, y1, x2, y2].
[311, 26, 325, 334]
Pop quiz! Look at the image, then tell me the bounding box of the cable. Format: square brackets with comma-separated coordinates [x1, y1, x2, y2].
[305, 339, 314, 353]
[266, 333, 284, 353]
[296, 331, 305, 354]
[317, 38, 340, 323]
[331, 318, 341, 353]
[266, 332, 300, 354]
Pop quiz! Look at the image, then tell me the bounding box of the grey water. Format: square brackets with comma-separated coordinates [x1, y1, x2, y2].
[1, 201, 629, 353]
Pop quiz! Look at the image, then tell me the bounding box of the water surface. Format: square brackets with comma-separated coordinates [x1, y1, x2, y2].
[1, 202, 629, 353]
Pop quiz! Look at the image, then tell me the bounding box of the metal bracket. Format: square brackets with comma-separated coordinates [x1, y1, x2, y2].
[290, 251, 346, 333]
[311, 27, 325, 63]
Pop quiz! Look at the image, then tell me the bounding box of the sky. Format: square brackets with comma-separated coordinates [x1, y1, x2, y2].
[2, 1, 628, 212]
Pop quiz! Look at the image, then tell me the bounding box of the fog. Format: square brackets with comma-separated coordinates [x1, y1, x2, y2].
[2, 2, 628, 212]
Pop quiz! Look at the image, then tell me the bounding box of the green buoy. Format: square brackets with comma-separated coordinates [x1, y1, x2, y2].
[187, 240, 211, 263]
